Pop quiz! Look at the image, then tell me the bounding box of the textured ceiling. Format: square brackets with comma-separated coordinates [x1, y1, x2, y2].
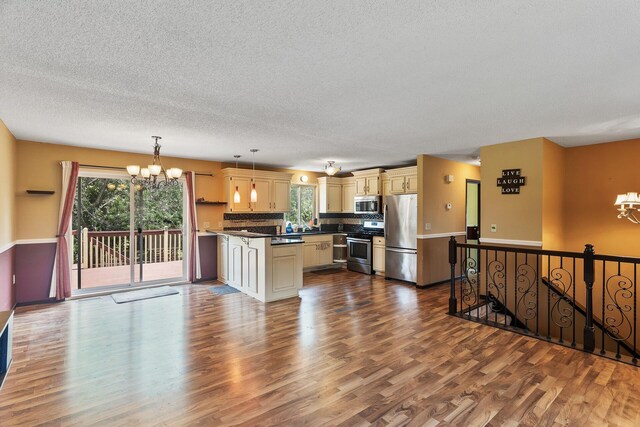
[1, 1, 640, 172]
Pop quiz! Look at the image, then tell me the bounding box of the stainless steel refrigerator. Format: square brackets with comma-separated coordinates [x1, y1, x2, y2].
[384, 194, 417, 283]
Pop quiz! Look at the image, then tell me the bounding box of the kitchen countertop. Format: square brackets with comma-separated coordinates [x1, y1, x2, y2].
[207, 229, 341, 238]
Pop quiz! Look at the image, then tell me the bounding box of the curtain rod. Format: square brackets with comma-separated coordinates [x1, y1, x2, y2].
[61, 162, 214, 177]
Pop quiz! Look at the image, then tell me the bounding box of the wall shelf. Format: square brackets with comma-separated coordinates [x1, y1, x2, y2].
[196, 201, 227, 205]
[26, 190, 55, 195]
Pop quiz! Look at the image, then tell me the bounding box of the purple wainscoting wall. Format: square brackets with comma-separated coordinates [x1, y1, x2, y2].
[16, 243, 56, 305]
[0, 245, 16, 311]
[198, 235, 218, 281]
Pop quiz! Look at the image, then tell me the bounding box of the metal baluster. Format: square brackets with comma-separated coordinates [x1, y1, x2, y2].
[559, 256, 564, 344]
[448, 236, 457, 315]
[572, 258, 576, 347]
[476, 246, 481, 322]
[616, 261, 622, 359]
[514, 251, 518, 329]
[504, 251, 508, 327]
[634, 263, 637, 364]
[535, 253, 539, 336]
[459, 246, 464, 315]
[601, 260, 606, 355]
[485, 249, 489, 324]
[547, 255, 551, 341]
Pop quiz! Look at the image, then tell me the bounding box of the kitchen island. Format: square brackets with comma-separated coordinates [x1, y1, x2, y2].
[215, 231, 304, 302]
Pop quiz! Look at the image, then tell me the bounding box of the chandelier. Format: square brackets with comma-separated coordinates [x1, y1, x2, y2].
[615, 192, 640, 224]
[126, 136, 183, 189]
[325, 160, 341, 176]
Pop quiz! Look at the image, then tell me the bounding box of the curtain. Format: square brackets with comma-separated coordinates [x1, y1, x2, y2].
[49, 161, 80, 300]
[185, 172, 200, 282]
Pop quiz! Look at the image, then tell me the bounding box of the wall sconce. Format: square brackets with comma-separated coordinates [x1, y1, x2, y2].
[300, 175, 309, 183]
[615, 192, 640, 224]
[445, 175, 454, 183]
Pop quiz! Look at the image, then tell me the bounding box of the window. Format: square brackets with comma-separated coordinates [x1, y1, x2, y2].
[285, 185, 315, 226]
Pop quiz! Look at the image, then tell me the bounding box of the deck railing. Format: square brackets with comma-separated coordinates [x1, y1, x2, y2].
[448, 237, 640, 366]
[73, 228, 183, 269]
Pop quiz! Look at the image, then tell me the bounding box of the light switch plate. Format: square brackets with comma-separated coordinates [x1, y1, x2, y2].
[425, 223, 431, 231]
[491, 224, 497, 232]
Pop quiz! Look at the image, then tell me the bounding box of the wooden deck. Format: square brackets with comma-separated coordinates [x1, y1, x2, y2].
[71, 261, 184, 289]
[2, 270, 640, 425]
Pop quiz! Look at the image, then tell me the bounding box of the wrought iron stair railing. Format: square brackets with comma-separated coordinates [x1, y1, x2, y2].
[448, 238, 640, 366]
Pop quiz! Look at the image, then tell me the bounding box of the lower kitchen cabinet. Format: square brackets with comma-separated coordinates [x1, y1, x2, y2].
[373, 236, 385, 273]
[217, 233, 303, 302]
[302, 234, 334, 269]
[218, 235, 229, 283]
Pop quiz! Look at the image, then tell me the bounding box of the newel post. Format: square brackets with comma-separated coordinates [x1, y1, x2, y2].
[583, 244, 596, 352]
[449, 236, 458, 315]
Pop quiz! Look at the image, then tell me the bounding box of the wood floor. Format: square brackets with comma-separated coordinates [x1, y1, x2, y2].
[1, 270, 640, 426]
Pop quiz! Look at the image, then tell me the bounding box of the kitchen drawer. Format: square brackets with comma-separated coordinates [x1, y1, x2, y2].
[373, 236, 385, 246]
[272, 245, 299, 257]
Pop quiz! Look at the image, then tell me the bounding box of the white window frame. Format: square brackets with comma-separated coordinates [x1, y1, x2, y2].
[288, 184, 317, 225]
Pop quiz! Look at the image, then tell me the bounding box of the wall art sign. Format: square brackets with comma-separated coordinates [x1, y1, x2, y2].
[497, 169, 526, 194]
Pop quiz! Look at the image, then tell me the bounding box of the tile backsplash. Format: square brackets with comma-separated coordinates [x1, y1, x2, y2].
[223, 212, 383, 234]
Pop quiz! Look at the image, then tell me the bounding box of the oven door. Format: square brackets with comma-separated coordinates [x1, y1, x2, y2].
[347, 238, 371, 265]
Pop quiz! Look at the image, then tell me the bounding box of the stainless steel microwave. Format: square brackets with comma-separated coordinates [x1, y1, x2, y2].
[354, 196, 381, 214]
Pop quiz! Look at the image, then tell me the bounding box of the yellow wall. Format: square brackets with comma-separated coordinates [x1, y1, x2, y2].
[0, 120, 17, 247]
[16, 140, 227, 239]
[480, 138, 544, 243]
[563, 138, 640, 256]
[542, 139, 565, 250]
[417, 155, 480, 285]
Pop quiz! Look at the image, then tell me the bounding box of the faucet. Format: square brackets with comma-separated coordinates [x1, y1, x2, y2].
[300, 222, 312, 232]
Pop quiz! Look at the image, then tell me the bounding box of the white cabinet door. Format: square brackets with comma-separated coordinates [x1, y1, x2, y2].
[317, 241, 333, 266]
[303, 243, 317, 268]
[272, 254, 297, 292]
[272, 180, 290, 212]
[367, 176, 380, 195]
[373, 245, 385, 272]
[355, 177, 367, 196]
[229, 177, 252, 212]
[342, 183, 355, 213]
[251, 179, 271, 212]
[218, 236, 228, 283]
[244, 246, 259, 293]
[406, 175, 418, 193]
[228, 242, 243, 288]
[327, 184, 342, 212]
[389, 176, 406, 194]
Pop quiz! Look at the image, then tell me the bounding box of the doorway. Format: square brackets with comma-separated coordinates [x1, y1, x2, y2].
[71, 170, 188, 293]
[466, 180, 481, 268]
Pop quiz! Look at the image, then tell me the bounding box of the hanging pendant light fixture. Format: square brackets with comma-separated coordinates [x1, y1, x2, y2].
[233, 155, 241, 204]
[250, 149, 259, 203]
[126, 136, 183, 190]
[325, 160, 341, 176]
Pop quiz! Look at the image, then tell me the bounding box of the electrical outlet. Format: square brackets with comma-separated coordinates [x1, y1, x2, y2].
[491, 224, 497, 233]
[12, 274, 16, 285]
[203, 222, 210, 229]
[425, 223, 431, 231]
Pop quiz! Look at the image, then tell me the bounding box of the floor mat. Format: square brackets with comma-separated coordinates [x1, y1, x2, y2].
[209, 285, 241, 295]
[111, 286, 179, 303]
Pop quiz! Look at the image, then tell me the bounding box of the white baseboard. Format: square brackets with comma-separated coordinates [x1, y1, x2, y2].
[479, 238, 542, 247]
[417, 232, 466, 239]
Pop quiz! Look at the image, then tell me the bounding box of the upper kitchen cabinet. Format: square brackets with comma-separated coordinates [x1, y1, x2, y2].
[318, 176, 342, 213]
[341, 177, 355, 213]
[385, 166, 417, 195]
[222, 168, 293, 213]
[353, 168, 383, 196]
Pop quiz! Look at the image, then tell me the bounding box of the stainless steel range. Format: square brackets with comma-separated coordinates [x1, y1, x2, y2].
[346, 221, 384, 274]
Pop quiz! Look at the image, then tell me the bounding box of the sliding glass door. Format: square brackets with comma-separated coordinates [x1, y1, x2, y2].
[72, 170, 187, 293]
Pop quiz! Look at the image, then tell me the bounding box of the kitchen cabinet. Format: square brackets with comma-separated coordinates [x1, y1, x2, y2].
[385, 166, 418, 195]
[318, 177, 342, 213]
[228, 240, 244, 288]
[218, 234, 229, 283]
[272, 180, 291, 211]
[341, 179, 355, 213]
[222, 169, 293, 212]
[302, 234, 334, 269]
[353, 168, 383, 196]
[218, 233, 303, 302]
[373, 236, 385, 274]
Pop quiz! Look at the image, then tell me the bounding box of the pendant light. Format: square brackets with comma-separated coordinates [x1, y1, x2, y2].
[233, 155, 241, 203]
[325, 160, 341, 176]
[250, 149, 259, 203]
